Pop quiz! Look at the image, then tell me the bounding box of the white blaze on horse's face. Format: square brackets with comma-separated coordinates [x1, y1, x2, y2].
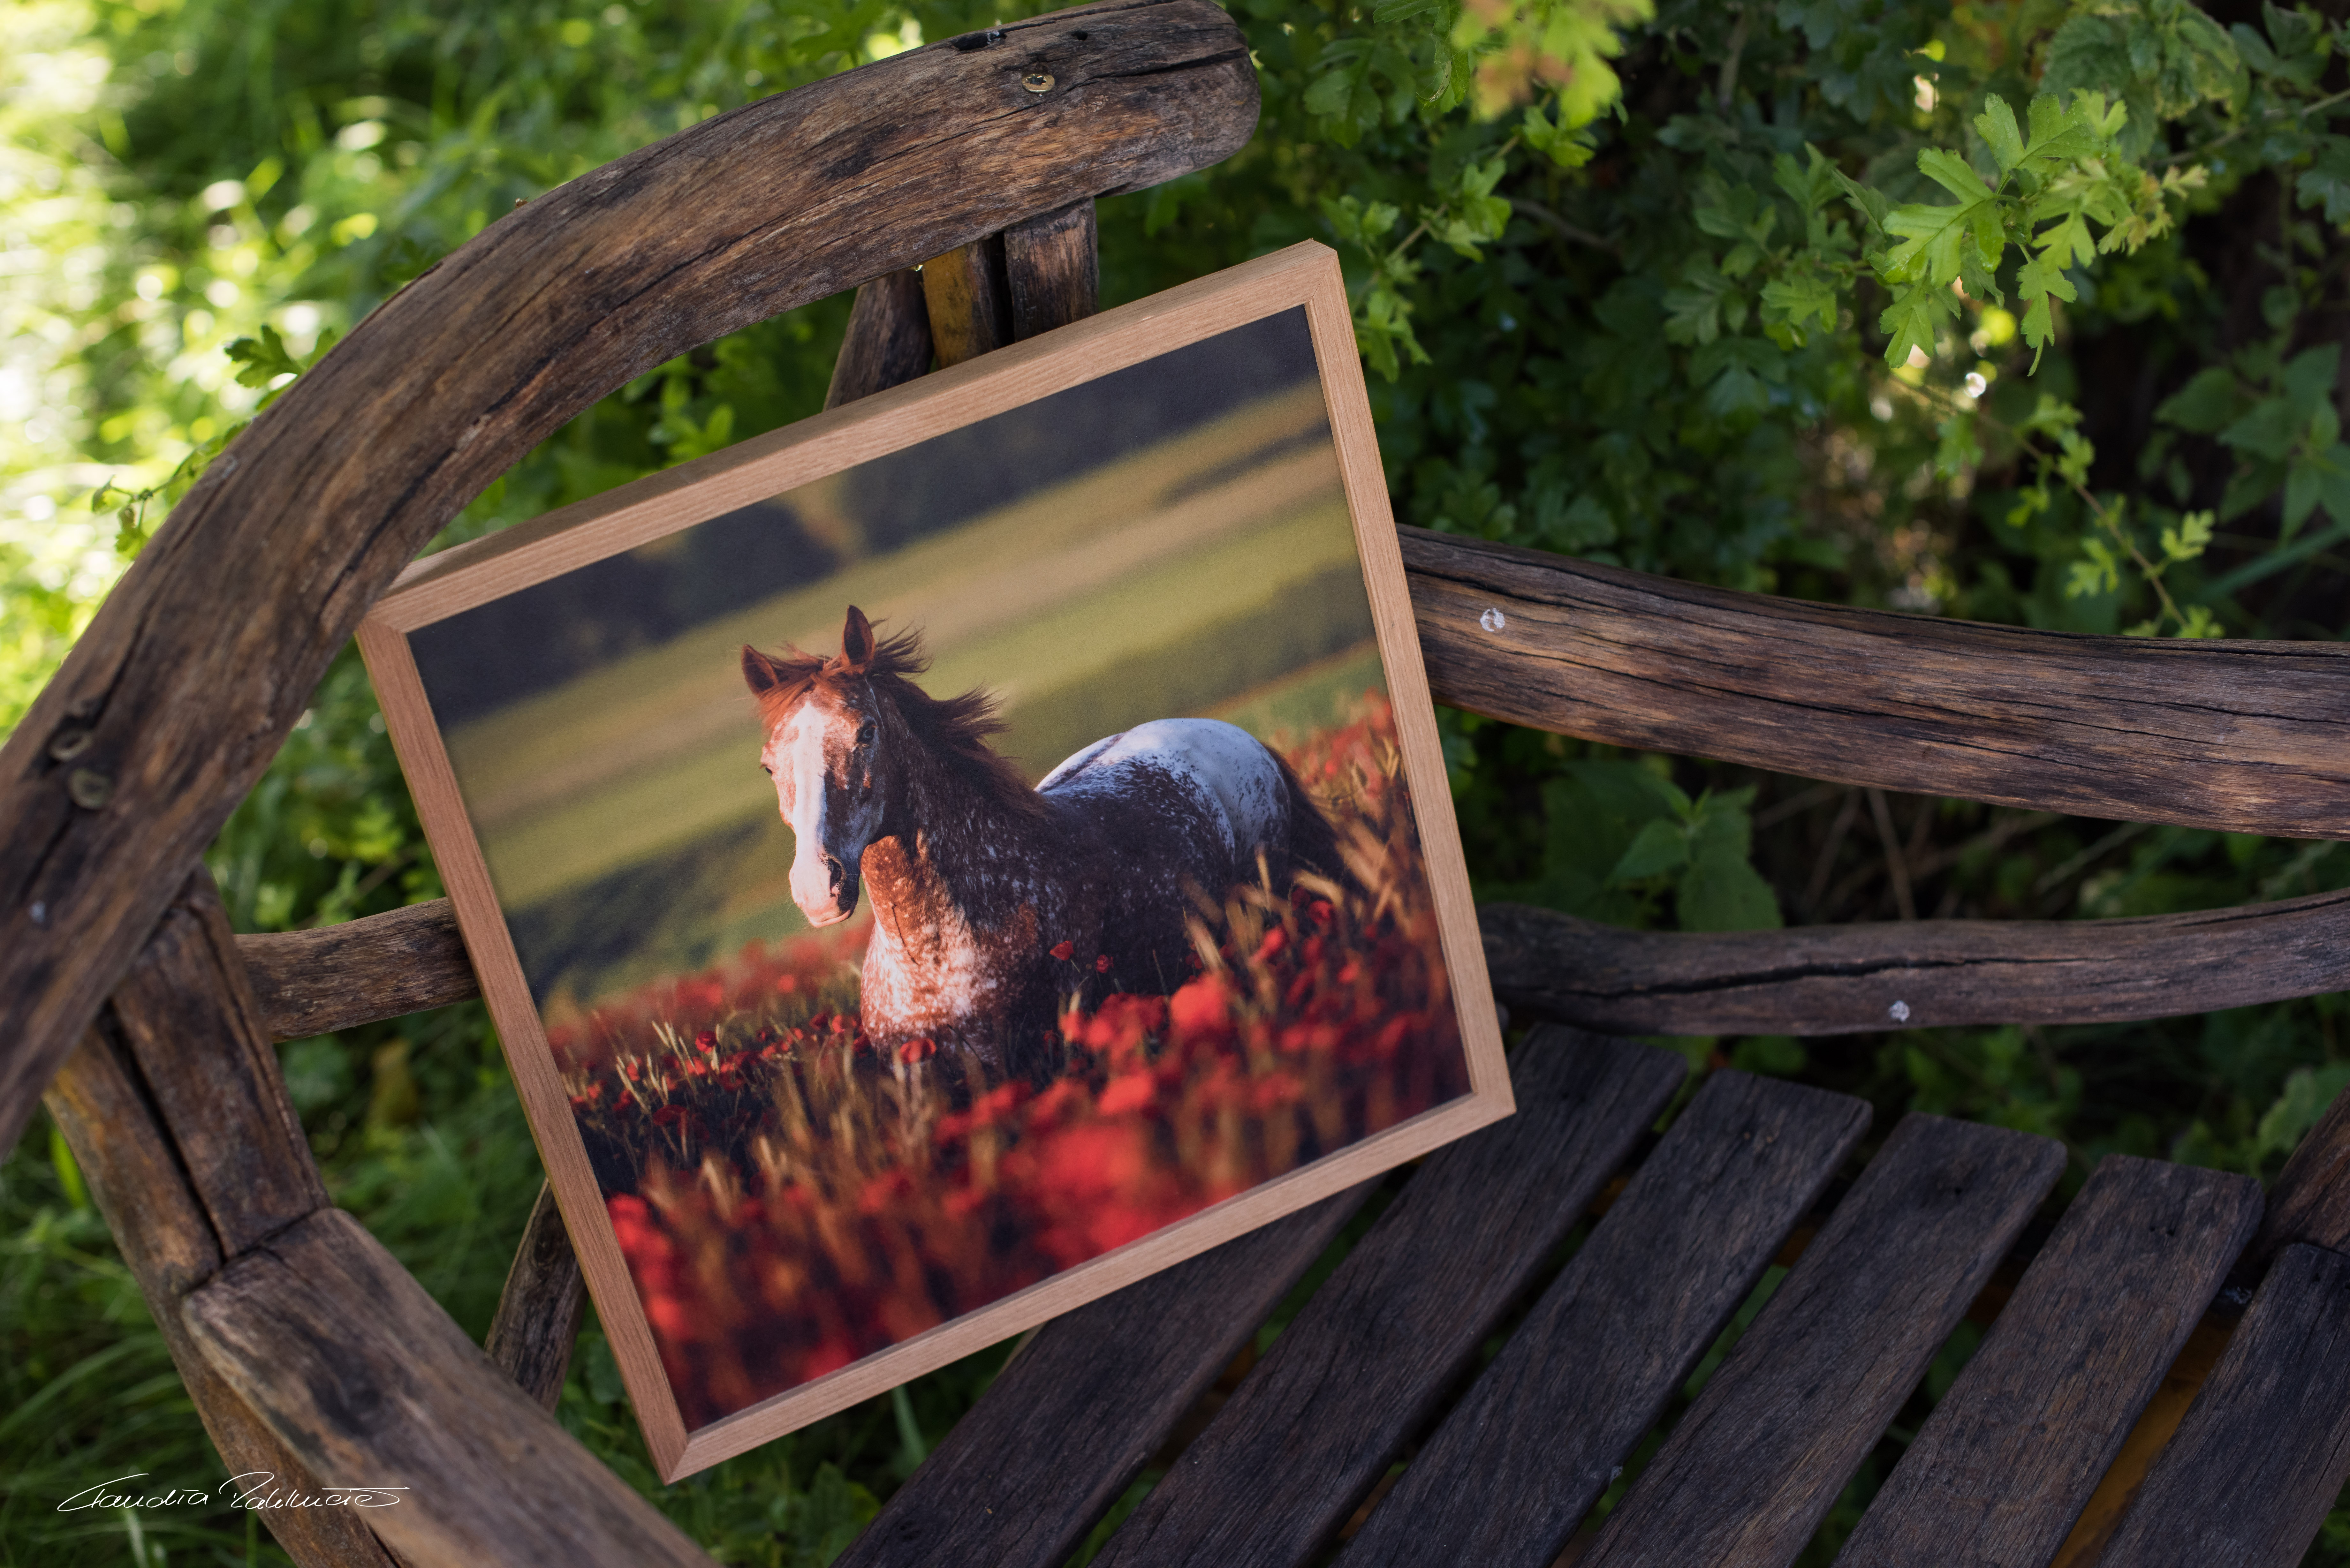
[764, 688, 885, 926]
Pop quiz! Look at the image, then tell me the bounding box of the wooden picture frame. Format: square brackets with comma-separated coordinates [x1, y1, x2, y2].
[358, 240, 1511, 1480]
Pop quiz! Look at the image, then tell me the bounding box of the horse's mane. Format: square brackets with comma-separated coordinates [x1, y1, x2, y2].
[747, 622, 1046, 819]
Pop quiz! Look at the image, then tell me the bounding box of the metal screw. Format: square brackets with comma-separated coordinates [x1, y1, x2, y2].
[1888, 999, 1912, 1023]
[1023, 71, 1055, 93]
[47, 727, 93, 761]
[1480, 606, 1507, 632]
[67, 768, 113, 810]
[30, 901, 46, 926]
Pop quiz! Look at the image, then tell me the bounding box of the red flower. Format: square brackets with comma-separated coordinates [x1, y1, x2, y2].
[1094, 953, 1113, 973]
[899, 1037, 937, 1064]
[1169, 976, 1230, 1035]
[1255, 927, 1286, 962]
[1050, 940, 1075, 961]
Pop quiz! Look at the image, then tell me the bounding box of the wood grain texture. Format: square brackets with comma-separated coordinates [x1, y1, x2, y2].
[239, 897, 478, 1042]
[1834, 1156, 2262, 1568]
[2249, 1081, 2350, 1271]
[1581, 1114, 2066, 1568]
[183, 1205, 717, 1568]
[44, 1011, 394, 1565]
[108, 871, 329, 1257]
[251, 876, 2350, 1055]
[922, 234, 1012, 365]
[1482, 891, 2350, 1038]
[0, 0, 1261, 1161]
[486, 1180, 587, 1414]
[1337, 1071, 1871, 1568]
[837, 1184, 1374, 1568]
[2096, 1243, 2350, 1568]
[1088, 1029, 1687, 1568]
[1004, 199, 1100, 339]
[2045, 1313, 2234, 1568]
[1404, 526, 2350, 839]
[823, 270, 934, 409]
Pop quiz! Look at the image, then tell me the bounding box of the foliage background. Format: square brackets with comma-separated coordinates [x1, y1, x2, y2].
[8, 0, 2350, 1561]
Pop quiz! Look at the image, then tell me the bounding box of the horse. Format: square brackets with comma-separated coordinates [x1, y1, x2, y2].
[742, 605, 1341, 1078]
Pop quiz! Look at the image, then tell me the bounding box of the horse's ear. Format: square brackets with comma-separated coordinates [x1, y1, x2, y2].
[742, 644, 780, 695]
[840, 606, 875, 671]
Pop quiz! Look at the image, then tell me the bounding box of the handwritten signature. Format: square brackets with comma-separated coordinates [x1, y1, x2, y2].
[58, 1473, 409, 1511]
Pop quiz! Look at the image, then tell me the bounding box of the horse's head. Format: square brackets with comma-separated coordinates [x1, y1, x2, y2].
[743, 606, 891, 927]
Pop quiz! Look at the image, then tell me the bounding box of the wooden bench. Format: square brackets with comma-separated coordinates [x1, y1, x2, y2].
[12, 3, 2350, 1564]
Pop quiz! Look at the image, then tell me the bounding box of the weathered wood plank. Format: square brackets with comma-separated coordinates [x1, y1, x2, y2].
[1579, 1114, 2066, 1568]
[108, 871, 329, 1259]
[240, 898, 479, 1042]
[1337, 1071, 1870, 1568]
[2249, 1085, 2350, 1271]
[1087, 1028, 1686, 1568]
[922, 235, 1013, 365]
[2044, 1312, 2234, 1567]
[1405, 526, 2350, 839]
[823, 269, 934, 410]
[45, 1017, 395, 1566]
[1004, 199, 1100, 340]
[184, 1205, 716, 1568]
[0, 0, 1261, 1160]
[1482, 891, 2350, 1038]
[837, 1183, 1373, 1568]
[247, 880, 2350, 1057]
[486, 1180, 587, 1414]
[1834, 1156, 2262, 1568]
[2096, 1242, 2350, 1568]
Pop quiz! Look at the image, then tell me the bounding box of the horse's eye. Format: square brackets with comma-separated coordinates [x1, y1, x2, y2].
[760, 763, 772, 776]
[856, 721, 876, 746]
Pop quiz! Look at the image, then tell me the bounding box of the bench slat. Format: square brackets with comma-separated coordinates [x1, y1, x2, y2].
[1835, 1156, 2261, 1568]
[2096, 1242, 2350, 1568]
[1335, 1070, 1870, 1568]
[1580, 1114, 2065, 1568]
[1087, 1029, 1685, 1568]
[835, 1181, 1372, 1568]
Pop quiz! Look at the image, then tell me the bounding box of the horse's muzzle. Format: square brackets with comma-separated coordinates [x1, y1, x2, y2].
[796, 853, 859, 926]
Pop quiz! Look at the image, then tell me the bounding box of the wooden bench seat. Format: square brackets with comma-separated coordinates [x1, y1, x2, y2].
[832, 1030, 2332, 1568]
[15, 4, 2350, 1563]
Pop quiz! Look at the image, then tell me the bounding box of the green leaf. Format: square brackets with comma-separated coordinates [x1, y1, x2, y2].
[2016, 253, 2078, 372]
[1878, 279, 1956, 369]
[1975, 94, 2026, 174]
[1610, 817, 1690, 882]
[2155, 367, 2244, 434]
[2285, 461, 2323, 532]
[2158, 509, 2215, 563]
[2221, 396, 2304, 461]
[1918, 147, 1993, 203]
[1884, 200, 1981, 285]
[1677, 840, 1782, 932]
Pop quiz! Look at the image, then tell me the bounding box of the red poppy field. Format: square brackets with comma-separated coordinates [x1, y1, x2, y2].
[548, 697, 1469, 1429]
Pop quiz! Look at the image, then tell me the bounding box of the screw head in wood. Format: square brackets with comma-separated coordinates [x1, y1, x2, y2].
[1888, 999, 1911, 1022]
[67, 768, 113, 810]
[1480, 606, 1507, 632]
[1023, 71, 1055, 93]
[47, 727, 93, 761]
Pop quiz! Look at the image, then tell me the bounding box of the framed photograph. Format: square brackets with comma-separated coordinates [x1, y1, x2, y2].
[358, 240, 1511, 1480]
